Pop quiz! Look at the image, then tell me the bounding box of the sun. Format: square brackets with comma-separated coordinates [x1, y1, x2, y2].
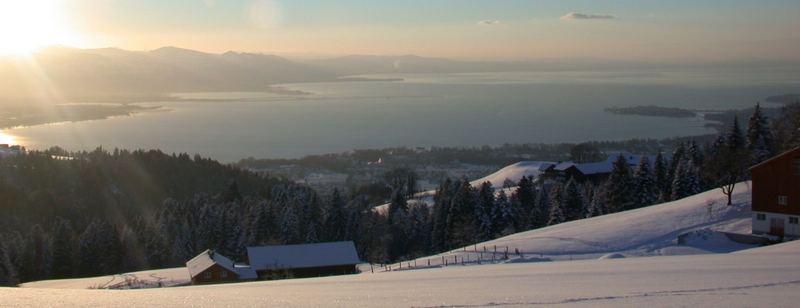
[0, 0, 83, 55]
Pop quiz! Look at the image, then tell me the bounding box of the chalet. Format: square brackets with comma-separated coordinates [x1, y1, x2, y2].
[750, 147, 800, 238]
[246, 241, 360, 279]
[186, 249, 256, 285]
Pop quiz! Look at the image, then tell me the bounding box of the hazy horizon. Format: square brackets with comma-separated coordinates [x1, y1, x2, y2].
[3, 1, 800, 62]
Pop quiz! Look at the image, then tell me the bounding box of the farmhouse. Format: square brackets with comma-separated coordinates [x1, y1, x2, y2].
[750, 147, 800, 238]
[186, 241, 360, 285]
[186, 249, 256, 285]
[247, 241, 360, 279]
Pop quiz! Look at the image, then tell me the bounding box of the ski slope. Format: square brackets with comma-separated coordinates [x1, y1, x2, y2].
[5, 241, 800, 307]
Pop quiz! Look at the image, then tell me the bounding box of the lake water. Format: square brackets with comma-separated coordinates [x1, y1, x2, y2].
[4, 70, 797, 161]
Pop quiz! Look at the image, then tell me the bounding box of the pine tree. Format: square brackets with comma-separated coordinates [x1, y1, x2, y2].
[667, 143, 687, 199]
[496, 189, 516, 235]
[430, 178, 454, 252]
[50, 218, 76, 278]
[547, 183, 565, 226]
[604, 154, 635, 212]
[324, 188, 347, 242]
[747, 103, 774, 164]
[279, 205, 300, 244]
[586, 185, 607, 218]
[515, 176, 536, 225]
[475, 182, 496, 241]
[633, 156, 657, 207]
[562, 178, 586, 220]
[727, 116, 746, 150]
[653, 152, 669, 202]
[387, 188, 408, 224]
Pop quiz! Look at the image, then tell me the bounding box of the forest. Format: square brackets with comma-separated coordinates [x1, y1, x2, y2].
[1, 102, 799, 286]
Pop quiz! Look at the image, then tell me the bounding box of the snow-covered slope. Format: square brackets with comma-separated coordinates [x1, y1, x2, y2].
[20, 268, 190, 290]
[6, 242, 800, 307]
[410, 181, 755, 266]
[469, 161, 554, 188]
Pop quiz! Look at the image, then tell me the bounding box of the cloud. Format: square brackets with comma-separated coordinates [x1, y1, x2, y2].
[477, 20, 501, 26]
[560, 12, 616, 21]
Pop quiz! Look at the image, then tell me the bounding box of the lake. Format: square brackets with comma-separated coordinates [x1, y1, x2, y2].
[4, 70, 797, 161]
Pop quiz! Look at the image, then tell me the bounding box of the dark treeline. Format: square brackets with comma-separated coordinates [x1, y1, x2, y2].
[1, 103, 799, 286]
[237, 135, 717, 172]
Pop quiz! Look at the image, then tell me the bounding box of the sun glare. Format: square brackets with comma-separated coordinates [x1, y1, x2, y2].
[0, 132, 17, 145]
[0, 0, 83, 55]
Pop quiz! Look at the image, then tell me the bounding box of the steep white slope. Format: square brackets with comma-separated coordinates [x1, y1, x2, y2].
[5, 243, 800, 307]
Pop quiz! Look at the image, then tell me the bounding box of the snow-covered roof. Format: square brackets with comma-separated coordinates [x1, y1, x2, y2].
[247, 241, 360, 271]
[552, 162, 576, 171]
[574, 161, 613, 175]
[234, 264, 258, 279]
[186, 249, 238, 278]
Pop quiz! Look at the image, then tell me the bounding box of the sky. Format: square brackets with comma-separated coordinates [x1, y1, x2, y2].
[23, 0, 800, 60]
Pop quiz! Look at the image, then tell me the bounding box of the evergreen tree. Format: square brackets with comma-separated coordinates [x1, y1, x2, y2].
[586, 185, 606, 218]
[50, 218, 76, 278]
[78, 221, 122, 276]
[727, 116, 746, 151]
[387, 188, 408, 224]
[633, 156, 657, 207]
[445, 180, 477, 248]
[475, 182, 496, 241]
[430, 179, 454, 252]
[324, 188, 347, 241]
[495, 189, 516, 235]
[279, 205, 300, 244]
[667, 143, 687, 199]
[515, 176, 536, 225]
[547, 183, 565, 226]
[562, 178, 586, 220]
[604, 154, 635, 212]
[653, 152, 669, 202]
[747, 103, 774, 164]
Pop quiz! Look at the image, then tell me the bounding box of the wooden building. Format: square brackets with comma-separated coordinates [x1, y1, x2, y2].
[750, 147, 800, 238]
[246, 241, 360, 279]
[186, 249, 256, 285]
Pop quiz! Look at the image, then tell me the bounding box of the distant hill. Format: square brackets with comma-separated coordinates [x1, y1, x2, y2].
[0, 46, 336, 102]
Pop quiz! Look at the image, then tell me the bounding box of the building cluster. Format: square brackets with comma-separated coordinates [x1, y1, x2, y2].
[186, 241, 360, 285]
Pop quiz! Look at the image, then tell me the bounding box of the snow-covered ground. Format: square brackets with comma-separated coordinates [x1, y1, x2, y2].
[20, 267, 190, 289]
[4, 241, 800, 307]
[400, 181, 755, 268]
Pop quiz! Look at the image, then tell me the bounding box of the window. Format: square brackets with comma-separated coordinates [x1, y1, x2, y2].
[757, 213, 766, 221]
[790, 217, 799, 225]
[204, 272, 212, 279]
[778, 196, 788, 206]
[220, 271, 228, 278]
